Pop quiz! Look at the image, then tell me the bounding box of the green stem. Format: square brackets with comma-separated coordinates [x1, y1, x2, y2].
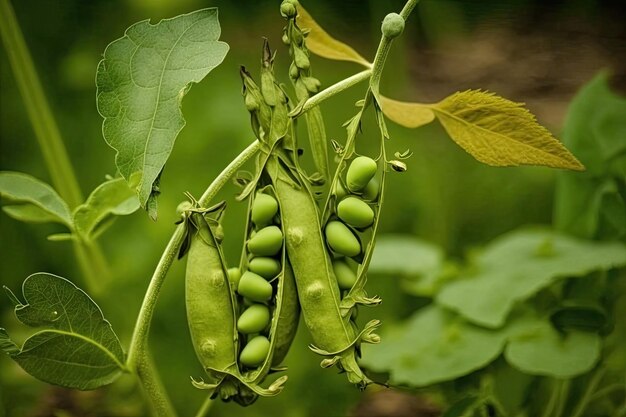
[589, 383, 626, 402]
[571, 368, 606, 417]
[126, 140, 261, 416]
[291, 69, 372, 117]
[0, 0, 83, 208]
[369, 0, 420, 97]
[136, 351, 177, 417]
[194, 396, 214, 417]
[542, 379, 563, 417]
[553, 379, 570, 417]
[400, 0, 421, 20]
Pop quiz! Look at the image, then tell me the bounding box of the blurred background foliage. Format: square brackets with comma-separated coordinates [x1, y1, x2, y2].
[1, 0, 625, 416]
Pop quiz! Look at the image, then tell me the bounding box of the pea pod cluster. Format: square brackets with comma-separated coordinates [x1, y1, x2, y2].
[240, 39, 381, 388]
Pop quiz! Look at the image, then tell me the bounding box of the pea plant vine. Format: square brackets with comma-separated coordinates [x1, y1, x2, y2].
[1, 0, 624, 416]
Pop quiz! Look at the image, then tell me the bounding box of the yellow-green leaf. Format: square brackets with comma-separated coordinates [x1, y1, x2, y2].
[296, 5, 371, 67]
[432, 90, 585, 171]
[378, 95, 435, 129]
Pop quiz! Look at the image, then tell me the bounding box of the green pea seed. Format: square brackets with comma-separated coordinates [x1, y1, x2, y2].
[237, 304, 271, 334]
[248, 257, 281, 279]
[227, 267, 241, 287]
[238, 271, 273, 302]
[346, 156, 377, 192]
[334, 181, 348, 199]
[251, 193, 279, 227]
[337, 197, 374, 228]
[325, 221, 361, 257]
[239, 335, 271, 367]
[247, 225, 283, 256]
[362, 177, 379, 201]
[333, 259, 357, 290]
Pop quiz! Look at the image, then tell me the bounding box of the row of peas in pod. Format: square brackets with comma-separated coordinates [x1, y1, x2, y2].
[325, 156, 379, 291]
[228, 191, 284, 368]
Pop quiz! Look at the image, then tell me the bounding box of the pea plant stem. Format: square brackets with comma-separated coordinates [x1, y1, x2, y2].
[126, 140, 261, 417]
[0, 0, 113, 293]
[292, 69, 372, 116]
[194, 395, 215, 417]
[400, 0, 421, 20]
[370, 0, 420, 97]
[571, 368, 606, 417]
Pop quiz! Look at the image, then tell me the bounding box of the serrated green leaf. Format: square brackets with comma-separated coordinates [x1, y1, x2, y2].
[296, 5, 371, 67]
[437, 229, 626, 328]
[96, 9, 229, 214]
[0, 273, 126, 390]
[0, 171, 71, 227]
[361, 305, 508, 387]
[505, 313, 601, 378]
[73, 177, 140, 239]
[554, 72, 626, 239]
[432, 90, 585, 171]
[378, 95, 435, 129]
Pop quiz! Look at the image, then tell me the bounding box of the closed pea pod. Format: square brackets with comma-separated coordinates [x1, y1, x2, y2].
[267, 157, 373, 386]
[185, 211, 237, 383]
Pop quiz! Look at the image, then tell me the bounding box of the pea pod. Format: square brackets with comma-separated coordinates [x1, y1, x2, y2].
[185, 211, 237, 387]
[181, 204, 287, 404]
[267, 156, 375, 387]
[235, 185, 300, 385]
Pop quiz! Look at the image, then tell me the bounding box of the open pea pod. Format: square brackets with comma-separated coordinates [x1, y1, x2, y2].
[180, 201, 286, 405]
[321, 103, 388, 318]
[234, 184, 300, 390]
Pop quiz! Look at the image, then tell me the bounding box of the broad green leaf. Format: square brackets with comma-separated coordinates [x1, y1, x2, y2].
[437, 229, 626, 328]
[0, 273, 126, 390]
[296, 5, 371, 67]
[378, 95, 435, 129]
[505, 313, 601, 377]
[433, 90, 585, 171]
[3, 204, 66, 224]
[0, 171, 71, 227]
[370, 235, 448, 296]
[73, 177, 140, 239]
[96, 9, 229, 217]
[361, 305, 508, 387]
[554, 72, 626, 239]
